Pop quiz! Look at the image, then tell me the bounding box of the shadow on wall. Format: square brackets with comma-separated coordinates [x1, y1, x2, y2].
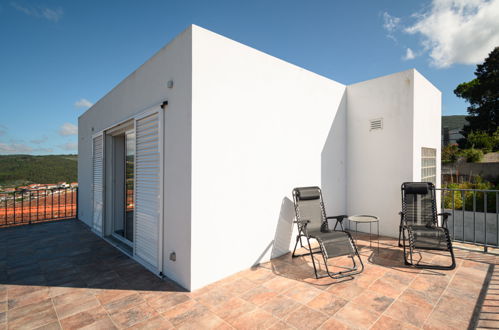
[252, 197, 295, 266]
[321, 92, 347, 217]
[253, 92, 347, 266]
[271, 197, 296, 258]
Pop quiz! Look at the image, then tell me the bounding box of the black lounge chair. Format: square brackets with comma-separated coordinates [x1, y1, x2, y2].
[291, 186, 364, 279]
[398, 182, 456, 270]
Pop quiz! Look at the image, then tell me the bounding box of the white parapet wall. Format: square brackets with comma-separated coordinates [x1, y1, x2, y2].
[346, 69, 441, 238]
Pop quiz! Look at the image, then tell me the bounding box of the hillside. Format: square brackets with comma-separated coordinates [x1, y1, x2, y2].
[0, 154, 77, 188]
[442, 115, 468, 130]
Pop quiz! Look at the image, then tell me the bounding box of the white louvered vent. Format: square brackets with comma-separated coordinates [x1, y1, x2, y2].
[134, 112, 161, 270]
[370, 118, 383, 131]
[92, 134, 104, 235]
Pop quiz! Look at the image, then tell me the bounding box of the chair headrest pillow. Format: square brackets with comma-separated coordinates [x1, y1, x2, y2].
[295, 187, 321, 200]
[404, 182, 430, 195]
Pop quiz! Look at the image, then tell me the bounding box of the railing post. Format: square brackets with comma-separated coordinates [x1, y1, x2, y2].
[485, 192, 488, 248]
[21, 191, 24, 223]
[29, 190, 32, 225]
[76, 187, 79, 219]
[13, 191, 16, 225]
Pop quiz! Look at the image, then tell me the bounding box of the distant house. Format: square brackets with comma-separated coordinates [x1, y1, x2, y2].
[57, 182, 69, 188]
[70, 182, 78, 188]
[442, 127, 464, 146]
[78, 25, 442, 291]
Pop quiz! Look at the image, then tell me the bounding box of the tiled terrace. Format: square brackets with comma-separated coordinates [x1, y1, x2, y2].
[0, 220, 497, 329]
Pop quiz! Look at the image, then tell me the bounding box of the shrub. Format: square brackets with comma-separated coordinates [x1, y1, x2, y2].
[443, 179, 498, 212]
[493, 128, 499, 151]
[465, 129, 499, 153]
[442, 144, 459, 163]
[462, 148, 483, 162]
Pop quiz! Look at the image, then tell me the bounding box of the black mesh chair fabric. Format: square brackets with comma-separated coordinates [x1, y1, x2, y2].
[292, 186, 363, 279]
[309, 231, 355, 258]
[402, 183, 437, 227]
[294, 187, 325, 233]
[410, 226, 448, 249]
[399, 182, 456, 269]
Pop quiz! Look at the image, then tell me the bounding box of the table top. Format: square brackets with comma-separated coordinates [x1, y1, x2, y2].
[347, 215, 379, 223]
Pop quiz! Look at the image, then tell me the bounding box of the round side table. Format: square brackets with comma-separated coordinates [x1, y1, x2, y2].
[347, 215, 380, 253]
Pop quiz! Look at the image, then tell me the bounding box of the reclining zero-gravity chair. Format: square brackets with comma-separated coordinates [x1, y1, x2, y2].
[399, 182, 456, 269]
[292, 186, 364, 279]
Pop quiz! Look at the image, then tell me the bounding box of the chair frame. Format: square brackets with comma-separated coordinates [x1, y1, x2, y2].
[398, 182, 456, 270]
[291, 187, 364, 279]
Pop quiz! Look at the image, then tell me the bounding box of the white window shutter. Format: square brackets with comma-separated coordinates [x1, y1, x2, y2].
[92, 134, 104, 235]
[134, 112, 161, 270]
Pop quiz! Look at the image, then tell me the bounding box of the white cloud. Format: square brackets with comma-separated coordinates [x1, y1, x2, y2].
[383, 12, 401, 32]
[59, 123, 78, 136]
[58, 142, 77, 151]
[0, 142, 52, 154]
[74, 98, 94, 109]
[11, 2, 63, 22]
[405, 0, 499, 68]
[382, 12, 401, 41]
[403, 48, 416, 60]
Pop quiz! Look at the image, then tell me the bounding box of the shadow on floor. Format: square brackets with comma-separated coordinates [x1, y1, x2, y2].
[0, 220, 185, 293]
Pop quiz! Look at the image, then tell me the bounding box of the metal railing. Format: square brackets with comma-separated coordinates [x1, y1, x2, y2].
[437, 188, 499, 251]
[0, 187, 78, 228]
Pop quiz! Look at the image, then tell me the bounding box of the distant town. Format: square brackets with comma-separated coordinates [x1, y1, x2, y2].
[0, 181, 78, 192]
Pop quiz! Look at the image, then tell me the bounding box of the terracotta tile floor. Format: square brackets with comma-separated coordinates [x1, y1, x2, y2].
[0, 220, 498, 329]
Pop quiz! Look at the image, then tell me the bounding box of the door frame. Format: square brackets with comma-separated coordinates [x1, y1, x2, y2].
[91, 103, 165, 276]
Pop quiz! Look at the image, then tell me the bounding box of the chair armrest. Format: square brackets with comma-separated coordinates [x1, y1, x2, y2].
[327, 215, 348, 231]
[293, 219, 310, 225]
[326, 215, 348, 221]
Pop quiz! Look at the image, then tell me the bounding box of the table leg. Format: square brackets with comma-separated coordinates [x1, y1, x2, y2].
[377, 220, 380, 254]
[355, 221, 358, 246]
[370, 222, 372, 249]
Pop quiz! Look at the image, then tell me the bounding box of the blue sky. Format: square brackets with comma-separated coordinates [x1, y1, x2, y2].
[1, 0, 498, 155]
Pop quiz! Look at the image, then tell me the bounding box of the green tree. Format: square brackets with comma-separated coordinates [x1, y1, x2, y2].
[454, 47, 499, 135]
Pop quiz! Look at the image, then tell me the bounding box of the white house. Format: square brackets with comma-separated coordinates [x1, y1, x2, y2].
[78, 25, 441, 291]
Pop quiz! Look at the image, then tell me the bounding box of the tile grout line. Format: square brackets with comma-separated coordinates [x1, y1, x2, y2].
[192, 277, 302, 329]
[419, 257, 464, 328]
[97, 290, 121, 329]
[365, 251, 427, 329]
[310, 248, 388, 329]
[50, 296, 63, 330]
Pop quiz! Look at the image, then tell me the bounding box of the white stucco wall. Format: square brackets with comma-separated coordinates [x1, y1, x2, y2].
[78, 26, 193, 289]
[413, 70, 442, 186]
[346, 70, 416, 238]
[190, 26, 347, 290]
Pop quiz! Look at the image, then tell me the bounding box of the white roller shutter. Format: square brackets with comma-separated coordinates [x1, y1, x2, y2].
[92, 134, 104, 235]
[134, 112, 161, 270]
